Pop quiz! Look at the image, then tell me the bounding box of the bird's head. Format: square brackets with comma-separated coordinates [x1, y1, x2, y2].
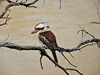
[31, 22, 50, 34]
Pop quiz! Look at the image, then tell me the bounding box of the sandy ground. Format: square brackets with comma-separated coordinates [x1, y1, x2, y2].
[0, 0, 100, 75]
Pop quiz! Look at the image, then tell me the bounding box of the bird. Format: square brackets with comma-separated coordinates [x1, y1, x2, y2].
[31, 22, 59, 63]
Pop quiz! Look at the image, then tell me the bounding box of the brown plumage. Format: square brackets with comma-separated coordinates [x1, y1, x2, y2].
[31, 22, 59, 63]
[39, 31, 58, 63]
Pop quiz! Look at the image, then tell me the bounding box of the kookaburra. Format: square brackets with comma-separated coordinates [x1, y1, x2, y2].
[31, 22, 59, 63]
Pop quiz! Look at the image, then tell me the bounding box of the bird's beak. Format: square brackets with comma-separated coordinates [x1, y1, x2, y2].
[31, 30, 38, 34]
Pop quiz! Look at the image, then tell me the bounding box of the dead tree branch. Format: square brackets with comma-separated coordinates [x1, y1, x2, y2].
[61, 52, 77, 68]
[58, 38, 100, 53]
[90, 0, 100, 24]
[60, 26, 100, 52]
[0, 0, 39, 26]
[40, 54, 44, 69]
[42, 50, 83, 75]
[90, 22, 100, 24]
[0, 0, 39, 18]
[0, 14, 11, 26]
[0, 42, 83, 75]
[59, 0, 62, 9]
[97, 0, 100, 22]
[0, 42, 44, 51]
[56, 26, 100, 52]
[0, 38, 99, 52]
[0, 27, 100, 75]
[43, 0, 45, 6]
[0, 37, 100, 75]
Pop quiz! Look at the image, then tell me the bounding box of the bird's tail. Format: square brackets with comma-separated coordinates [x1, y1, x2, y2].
[51, 49, 58, 63]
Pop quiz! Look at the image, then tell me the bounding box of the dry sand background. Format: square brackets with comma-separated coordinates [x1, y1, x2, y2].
[0, 0, 100, 75]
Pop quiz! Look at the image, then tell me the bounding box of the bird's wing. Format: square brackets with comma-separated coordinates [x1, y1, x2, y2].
[38, 31, 58, 63]
[38, 31, 58, 49]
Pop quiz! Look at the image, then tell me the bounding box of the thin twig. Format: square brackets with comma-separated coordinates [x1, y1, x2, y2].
[4, 34, 10, 42]
[65, 68, 83, 75]
[68, 52, 74, 59]
[78, 25, 95, 38]
[79, 43, 97, 49]
[0, 14, 11, 26]
[97, 0, 100, 21]
[43, 50, 69, 75]
[97, 42, 100, 48]
[90, 22, 100, 24]
[91, 1, 100, 24]
[59, 0, 62, 9]
[45, 51, 83, 75]
[43, 0, 45, 6]
[40, 55, 44, 69]
[61, 52, 77, 68]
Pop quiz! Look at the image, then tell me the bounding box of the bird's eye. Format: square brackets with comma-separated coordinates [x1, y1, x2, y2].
[47, 26, 49, 28]
[37, 27, 44, 30]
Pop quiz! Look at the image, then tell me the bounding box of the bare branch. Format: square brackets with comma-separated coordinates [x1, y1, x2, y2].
[0, 42, 44, 51]
[90, 22, 100, 24]
[40, 52, 44, 69]
[6, 0, 14, 3]
[79, 43, 97, 49]
[90, 0, 100, 24]
[61, 52, 77, 68]
[55, 36, 100, 53]
[0, 38, 99, 75]
[77, 25, 95, 38]
[39, 49, 70, 75]
[59, 0, 62, 9]
[97, 0, 100, 21]
[43, 50, 83, 75]
[0, 0, 39, 18]
[3, 34, 10, 42]
[0, 14, 11, 26]
[43, 0, 45, 6]
[68, 52, 74, 58]
[65, 68, 83, 75]
[60, 38, 100, 53]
